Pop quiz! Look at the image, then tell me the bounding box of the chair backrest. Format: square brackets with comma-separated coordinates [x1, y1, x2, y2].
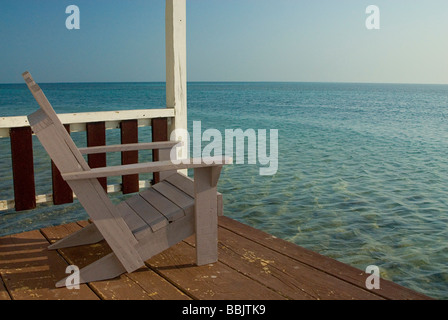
[23, 72, 143, 272]
[23, 71, 90, 174]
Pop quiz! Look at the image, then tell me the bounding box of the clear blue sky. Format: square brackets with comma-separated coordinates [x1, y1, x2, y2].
[1, 0, 447, 84]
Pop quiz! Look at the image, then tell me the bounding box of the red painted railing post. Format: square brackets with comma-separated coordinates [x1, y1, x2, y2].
[86, 122, 107, 192]
[121, 120, 139, 194]
[52, 124, 74, 205]
[10, 127, 36, 211]
[151, 118, 168, 184]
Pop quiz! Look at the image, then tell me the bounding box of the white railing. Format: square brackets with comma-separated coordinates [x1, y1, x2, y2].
[0, 108, 174, 211]
[0, 108, 174, 137]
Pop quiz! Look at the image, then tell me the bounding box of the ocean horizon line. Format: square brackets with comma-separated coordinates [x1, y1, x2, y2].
[1, 80, 448, 86]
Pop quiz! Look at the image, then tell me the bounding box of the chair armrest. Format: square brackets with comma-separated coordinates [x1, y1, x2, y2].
[78, 141, 181, 155]
[62, 157, 232, 181]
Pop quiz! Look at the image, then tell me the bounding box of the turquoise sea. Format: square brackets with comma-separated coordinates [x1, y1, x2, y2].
[1, 82, 447, 299]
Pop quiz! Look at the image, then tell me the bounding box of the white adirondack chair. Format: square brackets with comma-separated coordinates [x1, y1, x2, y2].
[23, 71, 231, 287]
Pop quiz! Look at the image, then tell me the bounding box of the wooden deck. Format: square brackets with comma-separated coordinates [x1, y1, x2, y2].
[0, 216, 431, 300]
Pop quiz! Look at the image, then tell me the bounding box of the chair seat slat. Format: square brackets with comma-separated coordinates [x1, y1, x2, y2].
[125, 194, 169, 232]
[140, 188, 185, 222]
[153, 181, 194, 215]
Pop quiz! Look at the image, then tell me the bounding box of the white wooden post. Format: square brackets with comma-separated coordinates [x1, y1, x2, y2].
[166, 0, 188, 170]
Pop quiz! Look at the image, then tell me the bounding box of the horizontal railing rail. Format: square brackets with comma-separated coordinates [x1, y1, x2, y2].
[0, 108, 175, 138]
[0, 108, 172, 212]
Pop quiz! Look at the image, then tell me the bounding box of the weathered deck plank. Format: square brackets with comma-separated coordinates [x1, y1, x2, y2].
[218, 217, 431, 300]
[189, 226, 382, 300]
[146, 241, 286, 300]
[0, 228, 98, 300]
[40, 221, 190, 300]
[0, 276, 10, 300]
[0, 217, 432, 300]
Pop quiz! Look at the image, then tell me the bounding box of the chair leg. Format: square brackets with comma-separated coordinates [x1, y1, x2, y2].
[56, 252, 128, 288]
[194, 167, 219, 266]
[48, 223, 104, 250]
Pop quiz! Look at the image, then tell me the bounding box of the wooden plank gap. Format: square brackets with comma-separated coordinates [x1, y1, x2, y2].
[143, 261, 198, 300]
[0, 273, 12, 300]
